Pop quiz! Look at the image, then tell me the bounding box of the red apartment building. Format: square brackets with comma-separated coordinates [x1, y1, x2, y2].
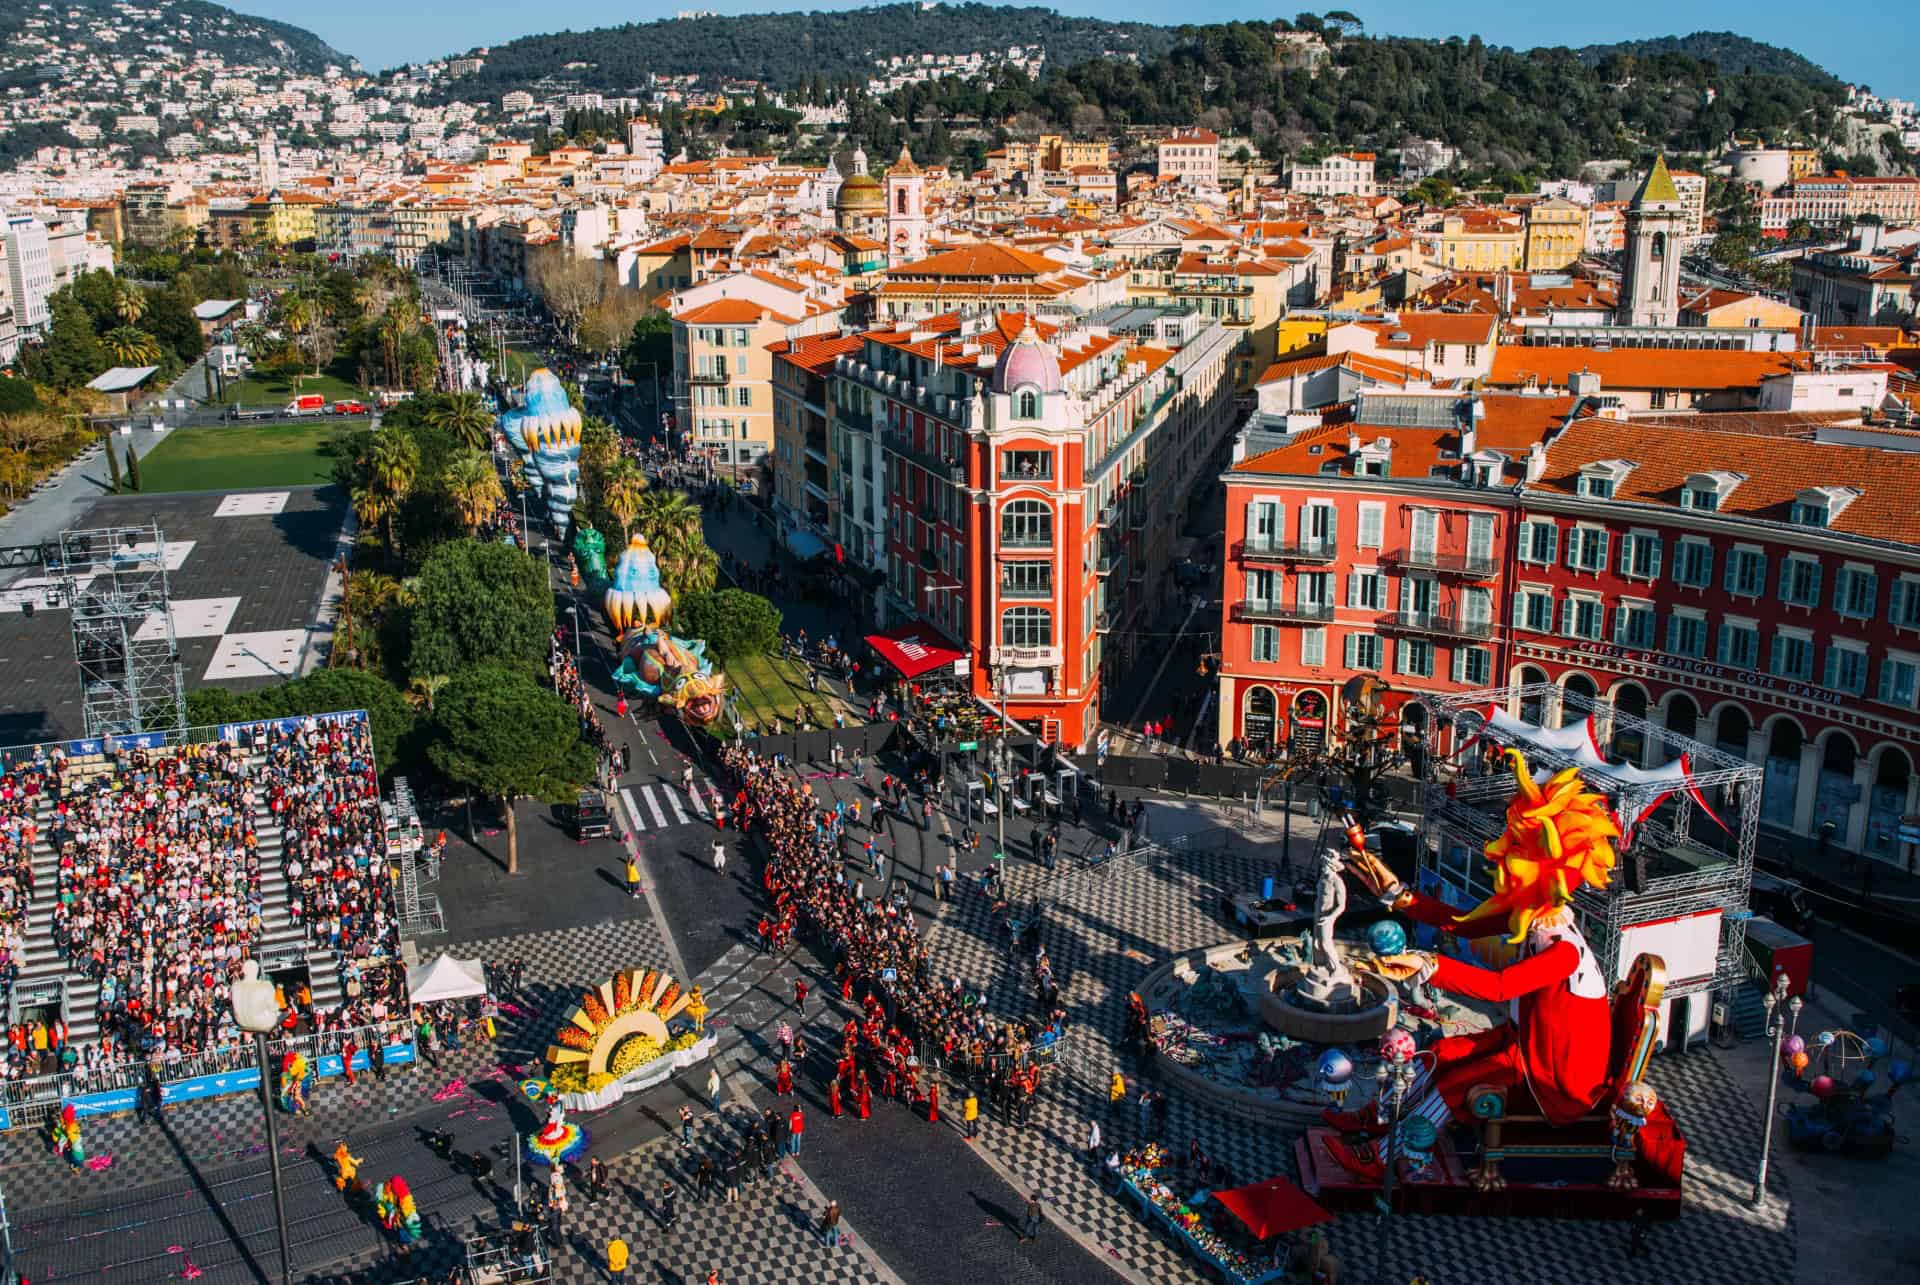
[1216, 390, 1577, 757]
[1220, 397, 1920, 865]
[826, 310, 1237, 748]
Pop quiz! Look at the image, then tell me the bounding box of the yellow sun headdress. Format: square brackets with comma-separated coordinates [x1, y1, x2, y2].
[1465, 748, 1620, 944]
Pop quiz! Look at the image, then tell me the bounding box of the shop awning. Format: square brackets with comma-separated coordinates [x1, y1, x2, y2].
[782, 526, 829, 561]
[1211, 1176, 1330, 1240]
[865, 624, 968, 680]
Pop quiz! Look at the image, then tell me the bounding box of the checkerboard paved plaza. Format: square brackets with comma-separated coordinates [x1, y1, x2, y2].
[928, 840, 1796, 1285]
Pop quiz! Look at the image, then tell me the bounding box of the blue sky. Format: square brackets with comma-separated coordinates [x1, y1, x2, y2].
[229, 1, 1914, 100]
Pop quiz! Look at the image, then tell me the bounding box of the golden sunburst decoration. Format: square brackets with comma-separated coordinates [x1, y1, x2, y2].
[545, 967, 694, 1076]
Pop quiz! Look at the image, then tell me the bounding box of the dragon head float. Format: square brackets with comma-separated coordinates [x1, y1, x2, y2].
[621, 627, 728, 729]
[1465, 748, 1621, 944]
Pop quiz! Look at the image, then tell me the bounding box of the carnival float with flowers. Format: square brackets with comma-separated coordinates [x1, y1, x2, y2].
[539, 967, 718, 1111]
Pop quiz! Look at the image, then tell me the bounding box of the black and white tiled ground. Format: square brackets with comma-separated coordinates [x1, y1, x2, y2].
[927, 842, 1796, 1285]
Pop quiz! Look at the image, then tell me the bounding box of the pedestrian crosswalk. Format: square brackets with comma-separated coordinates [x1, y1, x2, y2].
[618, 779, 717, 833]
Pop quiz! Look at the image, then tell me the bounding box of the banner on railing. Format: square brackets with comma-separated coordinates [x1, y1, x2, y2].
[64, 1041, 416, 1119]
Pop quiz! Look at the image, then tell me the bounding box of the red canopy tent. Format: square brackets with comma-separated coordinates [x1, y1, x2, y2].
[865, 625, 968, 681]
[1211, 1176, 1331, 1240]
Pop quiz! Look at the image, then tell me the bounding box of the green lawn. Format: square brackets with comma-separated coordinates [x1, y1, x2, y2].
[223, 370, 365, 407]
[720, 652, 850, 738]
[499, 347, 544, 384]
[135, 422, 340, 492]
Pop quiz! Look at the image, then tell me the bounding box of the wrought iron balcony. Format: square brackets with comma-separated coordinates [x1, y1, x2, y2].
[1235, 537, 1338, 565]
[1232, 599, 1335, 624]
[1378, 610, 1496, 640]
[1384, 547, 1497, 577]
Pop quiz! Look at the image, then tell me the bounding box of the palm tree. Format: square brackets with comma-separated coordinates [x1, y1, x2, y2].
[444, 450, 504, 535]
[336, 569, 400, 668]
[664, 538, 719, 600]
[112, 282, 147, 327]
[366, 432, 419, 554]
[351, 485, 396, 561]
[278, 293, 315, 338]
[102, 327, 162, 367]
[635, 489, 704, 564]
[602, 458, 647, 542]
[406, 673, 449, 713]
[426, 392, 494, 453]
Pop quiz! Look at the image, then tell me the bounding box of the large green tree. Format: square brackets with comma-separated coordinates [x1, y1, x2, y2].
[407, 539, 555, 680]
[427, 664, 597, 873]
[673, 588, 782, 665]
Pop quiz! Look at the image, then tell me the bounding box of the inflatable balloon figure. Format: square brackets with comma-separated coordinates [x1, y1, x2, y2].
[604, 534, 728, 730]
[376, 1175, 424, 1245]
[498, 369, 583, 540]
[1321, 749, 1680, 1182]
[279, 1050, 314, 1115]
[573, 524, 608, 584]
[51, 1103, 84, 1168]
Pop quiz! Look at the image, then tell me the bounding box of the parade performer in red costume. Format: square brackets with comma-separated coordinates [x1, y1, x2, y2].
[1325, 749, 1621, 1180]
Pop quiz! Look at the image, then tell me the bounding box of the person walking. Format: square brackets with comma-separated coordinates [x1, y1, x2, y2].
[1085, 1117, 1103, 1160]
[793, 978, 809, 1014]
[586, 1156, 610, 1206]
[659, 1181, 679, 1231]
[822, 1199, 844, 1248]
[705, 1065, 723, 1112]
[369, 1039, 386, 1082]
[724, 1148, 744, 1203]
[607, 1237, 630, 1278]
[678, 1104, 695, 1147]
[1018, 1194, 1044, 1243]
[711, 839, 727, 873]
[625, 853, 641, 899]
[962, 1089, 979, 1140]
[1108, 1070, 1127, 1118]
[787, 1106, 805, 1156]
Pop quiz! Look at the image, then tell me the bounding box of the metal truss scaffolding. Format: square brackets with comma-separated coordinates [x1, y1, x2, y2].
[59, 523, 186, 738]
[385, 776, 444, 937]
[1419, 683, 1762, 1005]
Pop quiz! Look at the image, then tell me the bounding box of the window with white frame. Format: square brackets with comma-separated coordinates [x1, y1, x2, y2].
[1778, 554, 1823, 608]
[1615, 599, 1657, 648]
[1724, 546, 1767, 597]
[1718, 617, 1760, 670]
[1672, 538, 1713, 588]
[1519, 519, 1558, 565]
[1667, 610, 1708, 658]
[1565, 526, 1609, 574]
[1301, 627, 1327, 666]
[1245, 567, 1277, 608]
[1824, 641, 1869, 695]
[1879, 651, 1920, 710]
[1000, 499, 1052, 546]
[1348, 569, 1386, 610]
[1397, 637, 1435, 678]
[1564, 594, 1606, 641]
[1620, 531, 1662, 580]
[1834, 565, 1878, 620]
[1894, 576, 1920, 631]
[1356, 503, 1384, 548]
[1346, 633, 1383, 671]
[1451, 645, 1490, 685]
[1001, 606, 1052, 647]
[1516, 587, 1554, 634]
[1251, 625, 1280, 663]
[1769, 628, 1814, 681]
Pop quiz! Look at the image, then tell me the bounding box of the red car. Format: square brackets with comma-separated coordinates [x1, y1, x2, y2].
[331, 400, 369, 415]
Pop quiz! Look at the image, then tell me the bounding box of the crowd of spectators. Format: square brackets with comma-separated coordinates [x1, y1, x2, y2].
[0, 717, 407, 1091]
[716, 742, 1059, 1124]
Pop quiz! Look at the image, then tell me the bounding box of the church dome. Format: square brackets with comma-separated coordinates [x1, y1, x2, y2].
[835, 172, 885, 215]
[991, 317, 1063, 395]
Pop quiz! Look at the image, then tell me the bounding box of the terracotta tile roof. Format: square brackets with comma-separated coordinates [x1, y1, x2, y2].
[1357, 312, 1497, 349]
[1487, 346, 1800, 392]
[1236, 393, 1579, 480]
[1627, 410, 1865, 437]
[673, 298, 795, 325]
[1533, 417, 1920, 543]
[770, 330, 865, 374]
[891, 244, 1063, 278]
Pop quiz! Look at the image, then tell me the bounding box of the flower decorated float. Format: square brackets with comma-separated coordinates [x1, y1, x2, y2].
[543, 968, 718, 1112]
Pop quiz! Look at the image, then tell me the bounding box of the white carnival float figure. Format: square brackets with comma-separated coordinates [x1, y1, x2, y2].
[498, 369, 583, 539]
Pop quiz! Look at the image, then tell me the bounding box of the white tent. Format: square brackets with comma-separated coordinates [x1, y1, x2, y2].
[406, 954, 489, 1004]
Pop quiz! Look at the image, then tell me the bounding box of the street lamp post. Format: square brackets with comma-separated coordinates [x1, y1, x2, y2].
[231, 961, 294, 1285]
[1751, 971, 1800, 1208]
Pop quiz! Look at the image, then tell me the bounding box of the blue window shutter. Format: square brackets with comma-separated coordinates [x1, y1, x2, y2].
[1823, 647, 1839, 690]
[1724, 551, 1739, 594]
[1541, 524, 1557, 564]
[1648, 538, 1661, 579]
[1807, 561, 1822, 606]
[1778, 559, 1792, 602]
